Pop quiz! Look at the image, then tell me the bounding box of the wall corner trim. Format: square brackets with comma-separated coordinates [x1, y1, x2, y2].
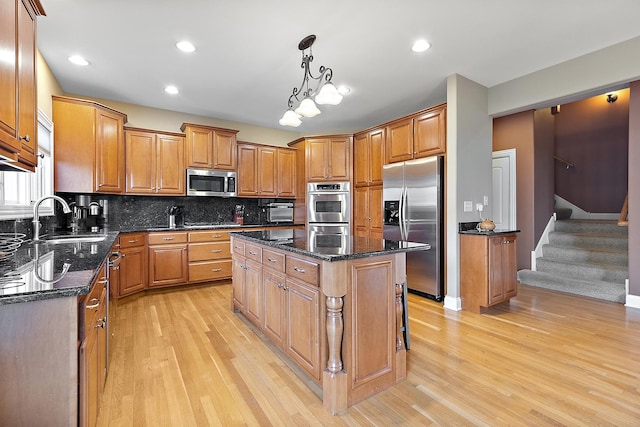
[443, 296, 462, 311]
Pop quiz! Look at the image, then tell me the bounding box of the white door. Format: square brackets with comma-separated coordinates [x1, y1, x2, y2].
[492, 149, 516, 231]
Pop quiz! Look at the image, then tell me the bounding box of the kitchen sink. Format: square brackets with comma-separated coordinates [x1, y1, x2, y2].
[40, 234, 107, 244]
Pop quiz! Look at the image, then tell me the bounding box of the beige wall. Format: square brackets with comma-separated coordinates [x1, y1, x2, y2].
[36, 50, 301, 147]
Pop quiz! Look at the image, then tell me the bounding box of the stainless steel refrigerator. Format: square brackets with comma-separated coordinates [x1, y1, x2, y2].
[383, 156, 443, 301]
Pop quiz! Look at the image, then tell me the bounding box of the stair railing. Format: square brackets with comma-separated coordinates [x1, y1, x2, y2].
[554, 155, 575, 170]
[618, 193, 628, 226]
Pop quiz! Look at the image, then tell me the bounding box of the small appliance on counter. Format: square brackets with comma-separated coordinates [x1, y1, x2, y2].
[265, 202, 294, 223]
[168, 205, 184, 228]
[233, 204, 245, 225]
[69, 195, 106, 232]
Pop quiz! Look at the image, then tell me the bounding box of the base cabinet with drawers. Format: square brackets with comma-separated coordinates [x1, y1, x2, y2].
[148, 232, 188, 287]
[188, 229, 233, 283]
[460, 232, 518, 313]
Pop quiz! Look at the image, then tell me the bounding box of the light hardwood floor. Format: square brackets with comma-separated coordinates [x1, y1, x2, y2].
[98, 283, 640, 426]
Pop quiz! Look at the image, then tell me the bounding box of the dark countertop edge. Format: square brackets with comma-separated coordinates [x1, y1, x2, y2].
[458, 229, 521, 235]
[116, 223, 304, 233]
[231, 232, 430, 262]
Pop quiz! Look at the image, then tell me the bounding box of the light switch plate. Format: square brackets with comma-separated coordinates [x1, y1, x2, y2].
[464, 201, 472, 212]
[483, 195, 489, 205]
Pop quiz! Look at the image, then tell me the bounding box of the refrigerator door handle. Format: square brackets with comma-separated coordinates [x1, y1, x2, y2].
[399, 186, 407, 240]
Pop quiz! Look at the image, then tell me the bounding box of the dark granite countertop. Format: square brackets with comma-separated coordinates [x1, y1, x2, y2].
[231, 229, 430, 262]
[458, 229, 520, 235]
[116, 222, 302, 233]
[0, 231, 119, 306]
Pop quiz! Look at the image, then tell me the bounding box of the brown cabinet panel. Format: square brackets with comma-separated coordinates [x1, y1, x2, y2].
[285, 277, 321, 381]
[244, 259, 263, 325]
[277, 148, 296, 198]
[95, 110, 125, 193]
[237, 144, 258, 196]
[119, 245, 147, 297]
[148, 232, 188, 245]
[353, 132, 369, 187]
[189, 230, 231, 243]
[414, 106, 446, 158]
[385, 118, 413, 164]
[212, 128, 237, 171]
[148, 243, 188, 287]
[258, 146, 277, 197]
[307, 139, 328, 181]
[262, 248, 285, 272]
[189, 259, 232, 282]
[286, 255, 319, 286]
[232, 257, 247, 310]
[189, 241, 231, 261]
[262, 269, 286, 348]
[0, 0, 18, 154]
[156, 133, 185, 194]
[184, 125, 213, 169]
[16, 0, 37, 167]
[353, 185, 383, 239]
[305, 136, 351, 182]
[182, 123, 237, 171]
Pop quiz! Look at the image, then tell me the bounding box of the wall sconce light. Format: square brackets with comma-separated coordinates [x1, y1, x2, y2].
[606, 93, 618, 103]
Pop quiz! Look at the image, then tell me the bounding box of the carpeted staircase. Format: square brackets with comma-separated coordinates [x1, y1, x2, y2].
[517, 219, 628, 303]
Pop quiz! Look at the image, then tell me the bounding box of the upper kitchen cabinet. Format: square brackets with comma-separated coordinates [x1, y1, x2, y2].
[53, 96, 127, 193]
[180, 123, 238, 171]
[125, 127, 185, 195]
[237, 142, 296, 198]
[0, 0, 45, 171]
[353, 128, 384, 187]
[276, 147, 296, 198]
[385, 104, 446, 164]
[305, 136, 351, 182]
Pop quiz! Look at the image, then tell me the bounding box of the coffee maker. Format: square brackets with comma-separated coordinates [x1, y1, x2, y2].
[70, 195, 106, 232]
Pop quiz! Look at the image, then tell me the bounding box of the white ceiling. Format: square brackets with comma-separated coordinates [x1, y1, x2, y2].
[37, 0, 640, 135]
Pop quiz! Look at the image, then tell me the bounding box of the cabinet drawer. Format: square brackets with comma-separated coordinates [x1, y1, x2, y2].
[189, 242, 231, 261]
[82, 280, 106, 340]
[188, 230, 231, 243]
[286, 255, 319, 286]
[189, 260, 233, 282]
[232, 239, 245, 255]
[245, 243, 262, 262]
[262, 248, 285, 272]
[119, 232, 146, 248]
[148, 232, 188, 245]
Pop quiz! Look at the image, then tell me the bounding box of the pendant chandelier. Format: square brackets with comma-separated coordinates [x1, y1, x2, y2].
[279, 35, 343, 127]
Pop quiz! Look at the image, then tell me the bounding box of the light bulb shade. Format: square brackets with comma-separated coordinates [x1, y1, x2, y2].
[279, 109, 302, 127]
[315, 82, 343, 105]
[295, 97, 321, 117]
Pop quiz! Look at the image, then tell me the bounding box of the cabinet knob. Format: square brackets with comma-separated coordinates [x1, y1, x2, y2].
[267, 258, 277, 263]
[19, 134, 30, 142]
[249, 251, 257, 255]
[293, 266, 306, 273]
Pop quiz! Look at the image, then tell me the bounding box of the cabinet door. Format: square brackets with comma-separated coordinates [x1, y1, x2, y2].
[237, 144, 258, 196]
[155, 133, 185, 194]
[0, 0, 19, 155]
[148, 244, 188, 287]
[185, 126, 213, 169]
[232, 257, 246, 310]
[385, 118, 413, 164]
[369, 129, 385, 186]
[258, 146, 277, 197]
[16, 0, 37, 167]
[487, 236, 505, 304]
[212, 129, 237, 170]
[353, 132, 370, 187]
[414, 106, 446, 157]
[119, 246, 147, 297]
[285, 278, 321, 381]
[276, 148, 296, 198]
[125, 130, 156, 194]
[328, 137, 350, 181]
[95, 109, 125, 193]
[263, 269, 286, 348]
[354, 186, 369, 235]
[369, 185, 384, 236]
[502, 234, 518, 299]
[244, 260, 263, 325]
[307, 139, 328, 181]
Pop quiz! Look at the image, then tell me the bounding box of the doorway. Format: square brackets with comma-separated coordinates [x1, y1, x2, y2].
[492, 149, 516, 231]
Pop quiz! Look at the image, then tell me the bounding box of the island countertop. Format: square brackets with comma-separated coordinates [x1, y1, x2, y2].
[230, 229, 430, 261]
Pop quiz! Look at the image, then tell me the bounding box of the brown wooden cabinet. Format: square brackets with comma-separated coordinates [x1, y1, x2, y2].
[125, 127, 185, 195]
[277, 148, 297, 198]
[148, 232, 188, 287]
[385, 104, 446, 164]
[353, 185, 384, 240]
[188, 229, 233, 283]
[0, 0, 44, 171]
[262, 267, 286, 348]
[354, 128, 384, 187]
[53, 96, 127, 193]
[237, 143, 295, 198]
[181, 123, 238, 171]
[117, 233, 147, 297]
[460, 232, 518, 313]
[306, 136, 351, 182]
[79, 263, 108, 427]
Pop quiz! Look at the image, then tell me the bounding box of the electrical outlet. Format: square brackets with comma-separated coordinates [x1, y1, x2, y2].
[464, 201, 472, 212]
[483, 195, 489, 205]
[476, 203, 483, 212]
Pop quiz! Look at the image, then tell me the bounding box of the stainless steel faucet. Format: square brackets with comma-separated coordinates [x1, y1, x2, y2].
[32, 195, 71, 242]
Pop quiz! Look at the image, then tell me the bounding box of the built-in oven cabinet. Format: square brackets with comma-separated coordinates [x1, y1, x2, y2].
[181, 123, 238, 171]
[307, 182, 351, 224]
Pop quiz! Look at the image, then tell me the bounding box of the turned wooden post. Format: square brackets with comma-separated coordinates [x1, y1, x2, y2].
[326, 296, 344, 373]
[395, 282, 405, 351]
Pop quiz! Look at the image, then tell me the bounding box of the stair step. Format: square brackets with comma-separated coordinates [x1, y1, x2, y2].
[548, 231, 628, 250]
[517, 270, 626, 303]
[536, 258, 628, 284]
[555, 219, 628, 235]
[542, 244, 628, 266]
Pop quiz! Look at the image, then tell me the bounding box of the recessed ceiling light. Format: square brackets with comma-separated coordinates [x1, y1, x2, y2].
[164, 85, 179, 95]
[411, 39, 431, 53]
[176, 41, 196, 53]
[68, 55, 89, 66]
[337, 85, 351, 95]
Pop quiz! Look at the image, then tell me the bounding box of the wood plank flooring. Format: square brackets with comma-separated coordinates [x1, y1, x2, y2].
[98, 283, 640, 426]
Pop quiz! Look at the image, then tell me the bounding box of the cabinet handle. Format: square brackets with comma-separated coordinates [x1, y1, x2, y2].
[163, 237, 174, 241]
[212, 268, 222, 272]
[212, 234, 222, 238]
[19, 134, 30, 142]
[277, 282, 283, 288]
[96, 319, 106, 329]
[212, 249, 222, 253]
[128, 240, 138, 243]
[293, 266, 305, 273]
[121, 253, 126, 258]
[249, 251, 257, 255]
[267, 258, 277, 263]
[86, 298, 100, 309]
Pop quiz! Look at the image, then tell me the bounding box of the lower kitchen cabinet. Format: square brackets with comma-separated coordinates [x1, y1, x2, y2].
[460, 232, 518, 313]
[262, 268, 286, 348]
[188, 229, 233, 283]
[148, 232, 188, 287]
[117, 233, 147, 297]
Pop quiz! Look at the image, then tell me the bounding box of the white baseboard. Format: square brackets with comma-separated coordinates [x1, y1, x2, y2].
[532, 214, 556, 271]
[625, 294, 640, 310]
[443, 295, 461, 311]
[554, 195, 619, 220]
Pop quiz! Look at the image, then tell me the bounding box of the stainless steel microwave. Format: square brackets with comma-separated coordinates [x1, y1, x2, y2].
[186, 168, 237, 197]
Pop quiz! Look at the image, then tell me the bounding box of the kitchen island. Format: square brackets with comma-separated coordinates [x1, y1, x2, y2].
[230, 229, 429, 414]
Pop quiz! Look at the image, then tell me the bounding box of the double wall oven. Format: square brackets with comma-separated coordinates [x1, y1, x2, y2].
[307, 182, 350, 248]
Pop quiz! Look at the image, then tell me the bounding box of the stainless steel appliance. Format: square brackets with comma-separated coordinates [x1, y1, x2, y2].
[265, 202, 294, 223]
[383, 156, 443, 301]
[308, 223, 350, 254]
[186, 168, 237, 197]
[307, 182, 350, 224]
